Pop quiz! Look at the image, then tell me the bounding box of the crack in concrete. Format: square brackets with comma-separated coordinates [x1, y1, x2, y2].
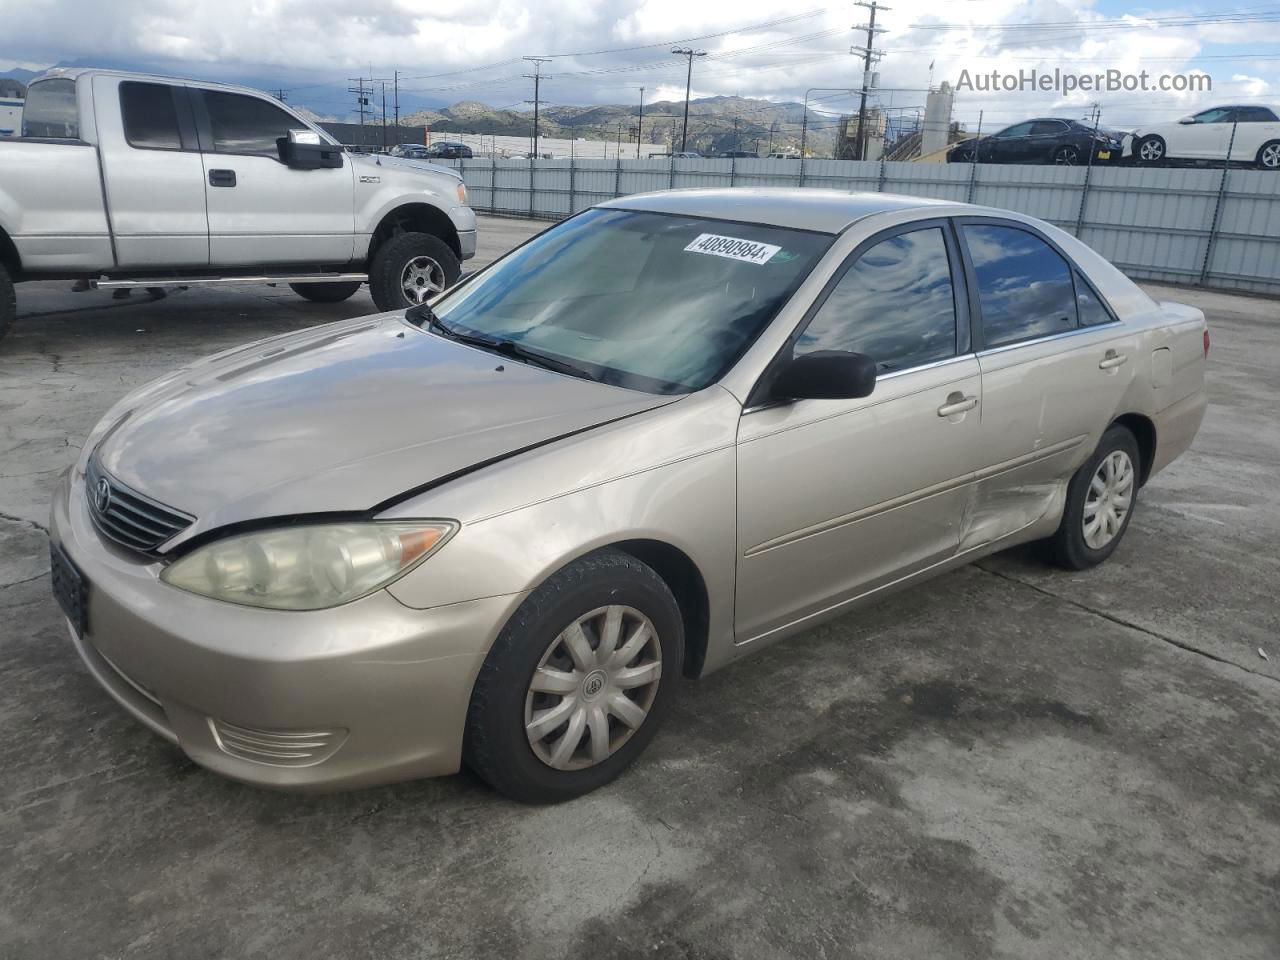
[976, 562, 1279, 686]
[0, 511, 49, 536]
[0, 570, 48, 591]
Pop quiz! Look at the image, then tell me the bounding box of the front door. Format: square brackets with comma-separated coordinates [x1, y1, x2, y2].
[191, 88, 355, 267]
[735, 222, 983, 643]
[955, 220, 1142, 548]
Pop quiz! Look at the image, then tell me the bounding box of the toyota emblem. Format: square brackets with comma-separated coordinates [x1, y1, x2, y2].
[94, 477, 112, 514]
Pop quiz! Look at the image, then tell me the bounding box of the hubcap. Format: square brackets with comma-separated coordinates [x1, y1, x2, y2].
[1056, 147, 1078, 165]
[400, 256, 445, 305]
[1140, 140, 1162, 161]
[1263, 144, 1280, 169]
[1083, 450, 1135, 550]
[524, 605, 662, 771]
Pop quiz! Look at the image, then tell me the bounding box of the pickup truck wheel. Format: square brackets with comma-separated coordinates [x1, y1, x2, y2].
[368, 232, 460, 311]
[0, 262, 14, 343]
[1045, 425, 1141, 570]
[288, 281, 362, 303]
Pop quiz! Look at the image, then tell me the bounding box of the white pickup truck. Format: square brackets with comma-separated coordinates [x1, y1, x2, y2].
[0, 69, 478, 341]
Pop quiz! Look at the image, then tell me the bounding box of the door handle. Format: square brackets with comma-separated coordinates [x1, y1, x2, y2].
[937, 393, 979, 418]
[208, 169, 237, 187]
[1098, 350, 1128, 370]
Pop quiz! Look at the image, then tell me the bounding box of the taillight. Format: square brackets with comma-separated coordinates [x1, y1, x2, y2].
[1203, 328, 1210, 357]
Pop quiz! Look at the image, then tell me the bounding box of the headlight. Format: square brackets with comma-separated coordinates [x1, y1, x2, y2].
[456, 182, 468, 205]
[161, 521, 456, 610]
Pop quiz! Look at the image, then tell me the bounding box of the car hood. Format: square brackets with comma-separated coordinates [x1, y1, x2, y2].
[94, 315, 673, 543]
[354, 153, 461, 180]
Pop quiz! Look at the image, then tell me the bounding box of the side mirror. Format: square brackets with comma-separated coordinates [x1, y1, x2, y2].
[1178, 116, 1196, 125]
[770, 351, 877, 402]
[278, 129, 344, 169]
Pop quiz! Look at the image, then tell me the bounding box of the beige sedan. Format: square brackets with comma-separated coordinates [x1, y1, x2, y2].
[50, 189, 1208, 802]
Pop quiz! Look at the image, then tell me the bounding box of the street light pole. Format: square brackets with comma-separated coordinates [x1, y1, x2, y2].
[671, 47, 706, 153]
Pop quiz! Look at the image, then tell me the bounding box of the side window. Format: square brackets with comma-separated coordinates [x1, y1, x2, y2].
[202, 91, 297, 157]
[1074, 273, 1115, 327]
[1236, 107, 1276, 123]
[1193, 108, 1232, 124]
[22, 79, 79, 139]
[995, 122, 1034, 139]
[796, 227, 958, 373]
[1030, 120, 1067, 135]
[963, 224, 1077, 348]
[120, 82, 182, 150]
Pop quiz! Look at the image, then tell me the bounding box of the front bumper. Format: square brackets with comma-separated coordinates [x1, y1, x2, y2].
[457, 228, 477, 261]
[49, 468, 523, 791]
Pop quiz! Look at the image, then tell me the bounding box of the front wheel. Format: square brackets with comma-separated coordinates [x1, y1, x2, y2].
[1137, 135, 1166, 165]
[1053, 144, 1079, 165]
[1045, 425, 1141, 570]
[0, 261, 13, 343]
[464, 549, 684, 803]
[289, 280, 362, 303]
[367, 232, 460, 312]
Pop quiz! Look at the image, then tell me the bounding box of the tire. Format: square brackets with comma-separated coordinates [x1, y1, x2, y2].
[0, 261, 13, 344]
[1137, 135, 1166, 165]
[367, 232, 460, 312]
[464, 548, 685, 804]
[1053, 144, 1080, 165]
[1046, 425, 1141, 570]
[289, 281, 362, 303]
[1256, 140, 1280, 171]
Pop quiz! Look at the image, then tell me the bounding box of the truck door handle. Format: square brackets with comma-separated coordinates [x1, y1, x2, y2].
[937, 392, 979, 418]
[1099, 350, 1128, 370]
[208, 169, 237, 187]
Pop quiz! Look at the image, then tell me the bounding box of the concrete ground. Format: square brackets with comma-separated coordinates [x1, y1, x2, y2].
[1, 217, 1277, 959]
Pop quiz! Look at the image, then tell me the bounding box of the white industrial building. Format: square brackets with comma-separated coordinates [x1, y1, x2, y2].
[0, 97, 21, 137]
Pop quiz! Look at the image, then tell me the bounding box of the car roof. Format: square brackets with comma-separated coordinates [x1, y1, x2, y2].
[31, 67, 284, 101]
[598, 188, 954, 234]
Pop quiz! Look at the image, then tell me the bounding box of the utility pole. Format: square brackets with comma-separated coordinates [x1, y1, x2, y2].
[637, 87, 645, 159]
[852, 1, 888, 161]
[393, 70, 400, 129]
[271, 88, 288, 102]
[671, 47, 707, 153]
[523, 56, 552, 159]
[732, 116, 740, 154]
[380, 80, 387, 150]
[348, 77, 370, 140]
[616, 120, 624, 157]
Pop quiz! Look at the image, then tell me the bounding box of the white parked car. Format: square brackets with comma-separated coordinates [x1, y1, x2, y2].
[1125, 105, 1280, 169]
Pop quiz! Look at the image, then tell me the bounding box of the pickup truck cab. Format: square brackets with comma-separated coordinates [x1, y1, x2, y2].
[0, 69, 477, 341]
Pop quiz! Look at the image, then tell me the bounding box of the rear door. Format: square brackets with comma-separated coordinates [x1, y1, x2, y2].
[91, 74, 209, 268]
[956, 219, 1141, 549]
[190, 88, 355, 267]
[1028, 120, 1070, 162]
[1227, 106, 1280, 161]
[735, 221, 984, 642]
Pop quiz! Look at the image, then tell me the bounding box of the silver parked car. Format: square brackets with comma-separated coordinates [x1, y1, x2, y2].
[50, 189, 1208, 802]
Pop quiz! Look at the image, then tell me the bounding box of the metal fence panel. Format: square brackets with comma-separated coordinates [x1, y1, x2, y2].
[444, 158, 1280, 296]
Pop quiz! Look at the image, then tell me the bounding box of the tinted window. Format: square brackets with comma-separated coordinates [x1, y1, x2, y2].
[797, 227, 957, 372]
[203, 91, 297, 156]
[22, 79, 78, 139]
[120, 82, 182, 150]
[1030, 120, 1068, 135]
[1075, 273, 1114, 327]
[1235, 107, 1277, 123]
[995, 122, 1035, 138]
[964, 224, 1077, 347]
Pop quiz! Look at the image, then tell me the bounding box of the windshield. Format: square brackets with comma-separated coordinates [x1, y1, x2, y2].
[426, 208, 832, 394]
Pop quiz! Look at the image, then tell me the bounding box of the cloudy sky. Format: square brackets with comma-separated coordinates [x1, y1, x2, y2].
[3, 0, 1278, 131]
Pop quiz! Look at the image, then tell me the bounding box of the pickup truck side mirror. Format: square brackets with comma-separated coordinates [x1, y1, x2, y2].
[770, 351, 878, 402]
[278, 129, 344, 170]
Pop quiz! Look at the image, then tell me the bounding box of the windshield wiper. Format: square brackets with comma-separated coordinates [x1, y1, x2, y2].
[417, 308, 600, 383]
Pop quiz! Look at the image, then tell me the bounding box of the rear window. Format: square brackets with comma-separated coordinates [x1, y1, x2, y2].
[963, 224, 1078, 348]
[22, 78, 79, 139]
[120, 82, 183, 150]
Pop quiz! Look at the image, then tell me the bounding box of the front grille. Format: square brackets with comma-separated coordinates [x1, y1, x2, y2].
[208, 719, 347, 767]
[85, 454, 194, 555]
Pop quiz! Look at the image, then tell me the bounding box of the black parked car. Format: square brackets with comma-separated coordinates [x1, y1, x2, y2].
[946, 118, 1128, 166]
[425, 141, 474, 160]
[388, 143, 432, 159]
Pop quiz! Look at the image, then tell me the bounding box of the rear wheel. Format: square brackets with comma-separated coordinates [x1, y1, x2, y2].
[0, 261, 14, 344]
[1046, 425, 1141, 570]
[464, 549, 684, 803]
[367, 232, 460, 312]
[1137, 135, 1166, 165]
[289, 281, 362, 303]
[1257, 140, 1280, 170]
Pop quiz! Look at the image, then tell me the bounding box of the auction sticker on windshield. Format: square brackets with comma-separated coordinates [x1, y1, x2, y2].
[684, 233, 782, 266]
